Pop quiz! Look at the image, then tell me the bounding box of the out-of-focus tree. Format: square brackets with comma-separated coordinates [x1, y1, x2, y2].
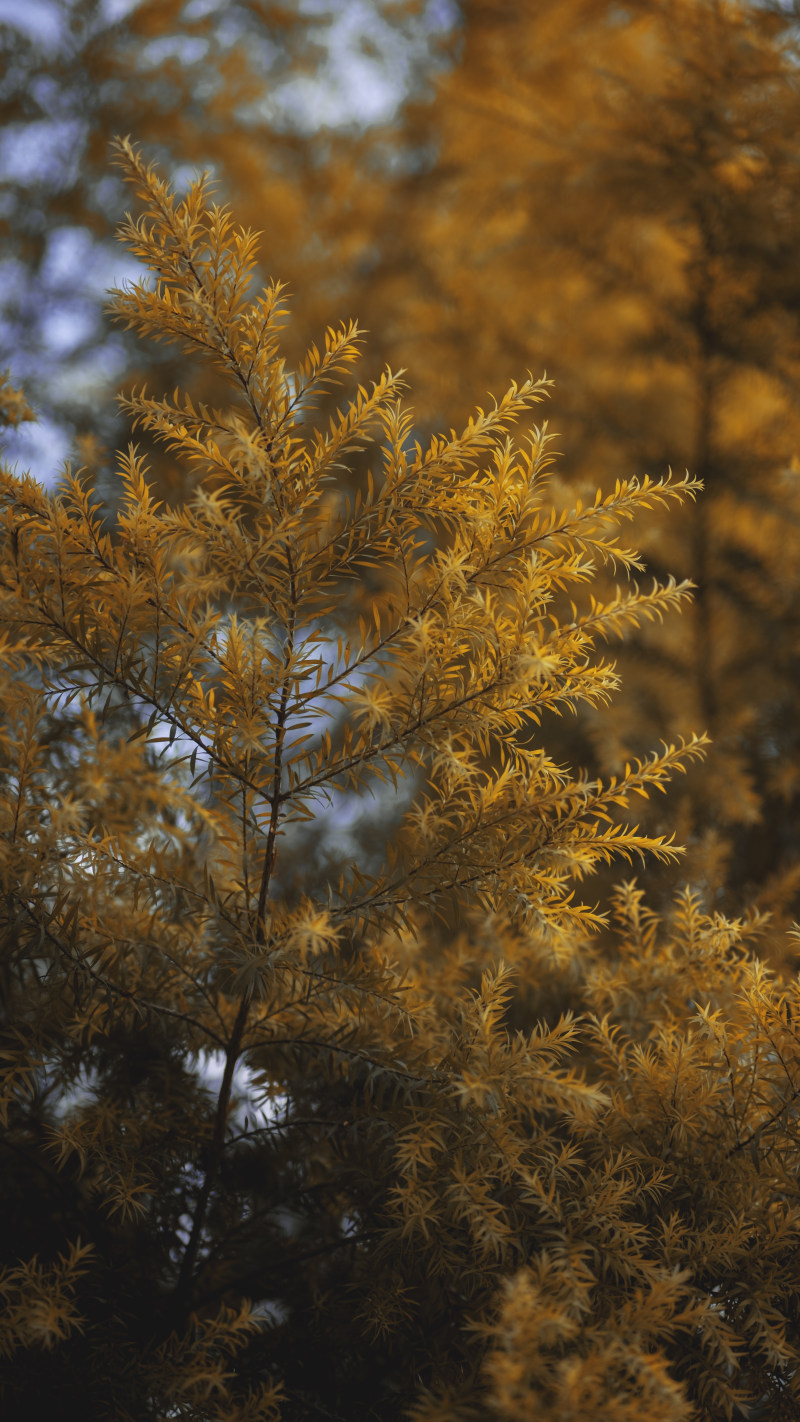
[0, 0, 456, 490]
[318, 0, 800, 945]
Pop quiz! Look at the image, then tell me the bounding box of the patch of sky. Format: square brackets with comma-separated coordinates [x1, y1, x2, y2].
[0, 226, 143, 484]
[39, 1060, 98, 1118]
[137, 33, 210, 69]
[277, 767, 414, 880]
[99, 0, 141, 21]
[254, 0, 459, 133]
[249, 1298, 289, 1326]
[40, 225, 129, 293]
[47, 338, 130, 405]
[198, 1049, 288, 1140]
[0, 0, 63, 51]
[41, 305, 99, 359]
[0, 118, 86, 190]
[183, 0, 226, 18]
[0, 413, 73, 483]
[168, 160, 218, 193]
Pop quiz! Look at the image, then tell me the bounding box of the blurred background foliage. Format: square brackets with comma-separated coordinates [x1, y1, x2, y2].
[0, 0, 456, 482]
[4, 0, 800, 949]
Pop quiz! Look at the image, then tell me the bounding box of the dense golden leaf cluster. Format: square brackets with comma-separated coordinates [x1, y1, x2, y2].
[2, 133, 800, 1421]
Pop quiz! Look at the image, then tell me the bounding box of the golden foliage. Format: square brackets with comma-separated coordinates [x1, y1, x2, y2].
[2, 138, 800, 1421]
[313, 0, 800, 931]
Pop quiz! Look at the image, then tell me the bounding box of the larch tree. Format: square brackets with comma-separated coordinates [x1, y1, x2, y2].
[308, 0, 800, 944]
[4, 139, 800, 1422]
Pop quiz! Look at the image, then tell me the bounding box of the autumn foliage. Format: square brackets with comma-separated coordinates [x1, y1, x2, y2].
[318, 0, 800, 937]
[4, 9, 800, 1415]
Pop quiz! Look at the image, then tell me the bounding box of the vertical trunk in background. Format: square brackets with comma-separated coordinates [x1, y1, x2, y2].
[322, 0, 800, 949]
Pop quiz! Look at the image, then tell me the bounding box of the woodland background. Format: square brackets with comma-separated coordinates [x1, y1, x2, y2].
[5, 3, 800, 1419]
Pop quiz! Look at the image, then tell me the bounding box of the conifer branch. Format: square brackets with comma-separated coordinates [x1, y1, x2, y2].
[173, 554, 297, 1317]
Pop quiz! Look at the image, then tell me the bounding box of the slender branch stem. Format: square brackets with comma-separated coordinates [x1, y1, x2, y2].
[172, 547, 297, 1319]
